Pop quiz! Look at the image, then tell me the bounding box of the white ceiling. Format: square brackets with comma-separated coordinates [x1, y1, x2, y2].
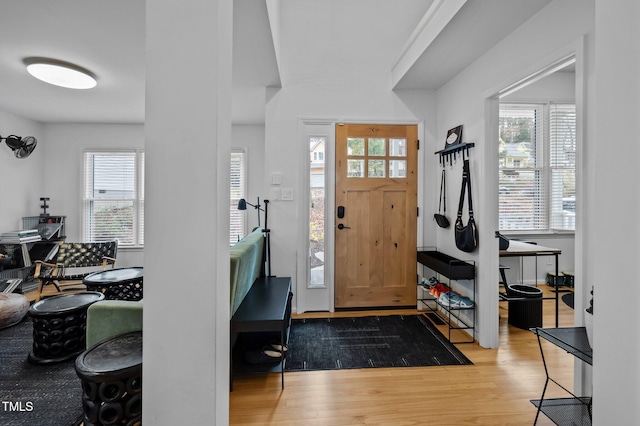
[393, 0, 553, 90]
[0, 0, 553, 125]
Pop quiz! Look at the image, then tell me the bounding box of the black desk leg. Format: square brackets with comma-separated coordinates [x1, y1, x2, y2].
[534, 330, 550, 425]
[280, 328, 285, 389]
[555, 253, 559, 328]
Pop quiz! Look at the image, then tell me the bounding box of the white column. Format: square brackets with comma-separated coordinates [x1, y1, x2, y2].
[144, 1, 232, 424]
[592, 0, 640, 423]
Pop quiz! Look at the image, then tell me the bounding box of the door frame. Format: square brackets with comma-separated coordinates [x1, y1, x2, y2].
[296, 118, 424, 313]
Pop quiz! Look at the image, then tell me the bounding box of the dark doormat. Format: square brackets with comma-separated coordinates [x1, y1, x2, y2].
[0, 317, 83, 426]
[285, 314, 472, 371]
[562, 292, 574, 309]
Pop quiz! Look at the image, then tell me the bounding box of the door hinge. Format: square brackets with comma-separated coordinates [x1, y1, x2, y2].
[417, 139, 420, 150]
[417, 207, 419, 217]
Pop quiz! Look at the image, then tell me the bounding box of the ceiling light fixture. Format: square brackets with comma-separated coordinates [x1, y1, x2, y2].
[24, 57, 97, 90]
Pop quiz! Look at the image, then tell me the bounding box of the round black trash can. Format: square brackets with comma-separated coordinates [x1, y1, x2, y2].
[506, 285, 543, 330]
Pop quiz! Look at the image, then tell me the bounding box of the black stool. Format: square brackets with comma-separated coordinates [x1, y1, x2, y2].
[75, 331, 142, 426]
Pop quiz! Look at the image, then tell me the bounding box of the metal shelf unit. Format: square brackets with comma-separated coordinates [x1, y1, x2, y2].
[417, 250, 475, 343]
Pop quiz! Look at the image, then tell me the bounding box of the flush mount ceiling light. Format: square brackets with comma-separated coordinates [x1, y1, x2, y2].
[24, 57, 97, 89]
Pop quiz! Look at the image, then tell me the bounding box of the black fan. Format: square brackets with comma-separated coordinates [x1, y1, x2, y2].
[1, 134, 37, 158]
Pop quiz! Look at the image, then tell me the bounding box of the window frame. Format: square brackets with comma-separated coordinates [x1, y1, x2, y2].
[82, 150, 145, 248]
[498, 102, 576, 234]
[230, 149, 247, 244]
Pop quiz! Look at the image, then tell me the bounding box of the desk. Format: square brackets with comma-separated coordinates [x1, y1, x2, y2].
[500, 241, 562, 327]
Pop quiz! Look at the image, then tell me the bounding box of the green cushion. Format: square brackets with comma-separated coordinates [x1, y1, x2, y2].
[86, 300, 143, 347]
[230, 227, 264, 316]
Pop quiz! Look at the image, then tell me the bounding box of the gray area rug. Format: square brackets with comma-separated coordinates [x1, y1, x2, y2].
[285, 314, 472, 371]
[0, 317, 83, 426]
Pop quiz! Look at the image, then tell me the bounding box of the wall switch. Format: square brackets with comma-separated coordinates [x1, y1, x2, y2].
[271, 188, 281, 201]
[271, 173, 283, 185]
[281, 187, 294, 201]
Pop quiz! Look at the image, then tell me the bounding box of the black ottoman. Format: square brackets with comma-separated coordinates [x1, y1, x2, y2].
[75, 331, 142, 426]
[83, 267, 144, 301]
[28, 292, 105, 364]
[506, 284, 543, 330]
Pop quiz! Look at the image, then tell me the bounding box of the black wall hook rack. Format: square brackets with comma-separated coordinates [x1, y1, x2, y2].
[435, 142, 475, 166]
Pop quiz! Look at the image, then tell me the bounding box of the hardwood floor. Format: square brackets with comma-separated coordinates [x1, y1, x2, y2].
[230, 286, 576, 425]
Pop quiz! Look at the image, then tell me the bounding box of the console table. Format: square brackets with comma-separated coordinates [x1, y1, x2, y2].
[230, 276, 292, 390]
[531, 327, 592, 425]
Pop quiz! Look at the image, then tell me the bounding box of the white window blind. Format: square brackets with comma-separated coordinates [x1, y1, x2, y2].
[230, 150, 246, 243]
[498, 103, 576, 232]
[83, 152, 144, 246]
[549, 104, 576, 230]
[499, 105, 546, 230]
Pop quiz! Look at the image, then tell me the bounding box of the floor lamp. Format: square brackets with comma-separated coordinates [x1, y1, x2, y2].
[237, 197, 263, 227]
[237, 197, 272, 277]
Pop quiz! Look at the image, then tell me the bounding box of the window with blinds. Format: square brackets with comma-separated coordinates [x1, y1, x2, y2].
[549, 104, 576, 230]
[498, 103, 576, 232]
[230, 150, 246, 244]
[83, 151, 144, 246]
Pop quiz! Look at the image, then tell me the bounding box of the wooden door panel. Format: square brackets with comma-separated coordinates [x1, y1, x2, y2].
[335, 124, 418, 309]
[383, 191, 408, 288]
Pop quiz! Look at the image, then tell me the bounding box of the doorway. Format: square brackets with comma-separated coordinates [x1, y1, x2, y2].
[334, 123, 418, 309]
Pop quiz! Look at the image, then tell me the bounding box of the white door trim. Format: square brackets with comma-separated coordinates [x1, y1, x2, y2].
[296, 117, 424, 313]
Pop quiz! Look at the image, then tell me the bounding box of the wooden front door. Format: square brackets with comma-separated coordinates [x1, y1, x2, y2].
[335, 124, 418, 308]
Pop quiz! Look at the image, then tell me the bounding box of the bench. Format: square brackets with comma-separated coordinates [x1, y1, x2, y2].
[230, 276, 292, 390]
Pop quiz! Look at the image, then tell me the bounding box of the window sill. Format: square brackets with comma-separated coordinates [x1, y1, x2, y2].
[501, 230, 575, 239]
[117, 245, 144, 251]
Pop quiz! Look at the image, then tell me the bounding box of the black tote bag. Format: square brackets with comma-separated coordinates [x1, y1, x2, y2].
[455, 159, 478, 252]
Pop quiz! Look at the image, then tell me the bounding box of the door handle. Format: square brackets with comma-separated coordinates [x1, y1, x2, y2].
[337, 223, 351, 230]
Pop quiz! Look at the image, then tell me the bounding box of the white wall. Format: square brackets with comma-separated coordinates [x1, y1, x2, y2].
[434, 0, 594, 348]
[41, 123, 145, 267]
[231, 124, 265, 234]
[262, 0, 438, 316]
[592, 0, 640, 423]
[0, 111, 44, 231]
[265, 87, 435, 313]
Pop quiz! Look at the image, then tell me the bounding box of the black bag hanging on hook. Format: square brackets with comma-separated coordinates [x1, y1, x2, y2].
[434, 169, 450, 228]
[455, 159, 478, 252]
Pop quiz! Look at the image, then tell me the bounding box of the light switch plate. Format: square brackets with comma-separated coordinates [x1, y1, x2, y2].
[271, 173, 283, 185]
[281, 187, 293, 201]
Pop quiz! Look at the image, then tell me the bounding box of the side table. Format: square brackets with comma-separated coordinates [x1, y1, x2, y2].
[530, 327, 592, 425]
[75, 331, 142, 426]
[83, 267, 143, 301]
[28, 292, 105, 364]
